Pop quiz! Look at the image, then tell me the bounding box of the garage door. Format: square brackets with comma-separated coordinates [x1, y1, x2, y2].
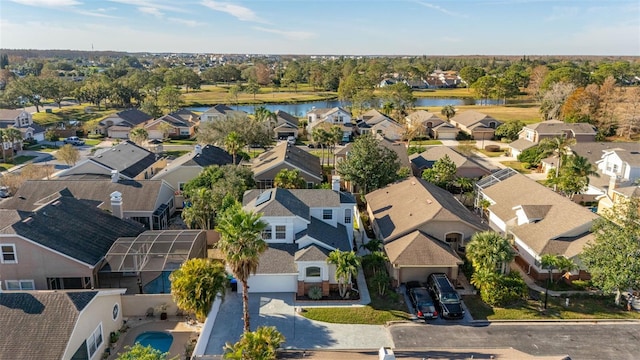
[436, 131, 457, 140]
[400, 267, 452, 284]
[246, 274, 298, 293]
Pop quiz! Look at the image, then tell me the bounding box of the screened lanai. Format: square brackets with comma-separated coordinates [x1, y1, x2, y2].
[98, 230, 207, 294]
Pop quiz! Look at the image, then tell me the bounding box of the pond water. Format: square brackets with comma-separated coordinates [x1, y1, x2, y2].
[188, 97, 500, 116]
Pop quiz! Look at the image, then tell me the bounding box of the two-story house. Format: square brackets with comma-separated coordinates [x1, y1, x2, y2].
[0, 108, 46, 143]
[306, 107, 352, 142]
[509, 120, 597, 158]
[200, 104, 247, 123]
[241, 187, 357, 296]
[356, 109, 405, 141]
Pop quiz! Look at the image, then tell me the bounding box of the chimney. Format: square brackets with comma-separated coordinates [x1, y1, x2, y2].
[194, 144, 202, 155]
[110, 191, 123, 219]
[331, 175, 341, 191]
[111, 169, 119, 183]
[608, 175, 619, 199]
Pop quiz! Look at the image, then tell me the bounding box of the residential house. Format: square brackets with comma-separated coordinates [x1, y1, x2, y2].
[0, 192, 145, 291]
[0, 108, 46, 144]
[56, 140, 167, 181]
[153, 144, 237, 208]
[145, 109, 199, 140]
[449, 111, 502, 141]
[410, 146, 490, 178]
[379, 78, 398, 87]
[273, 110, 300, 140]
[306, 107, 352, 142]
[404, 110, 457, 139]
[356, 109, 404, 141]
[251, 142, 323, 189]
[0, 289, 126, 360]
[241, 187, 357, 295]
[200, 104, 246, 123]
[509, 120, 597, 158]
[475, 168, 598, 280]
[1, 178, 176, 230]
[365, 177, 486, 285]
[98, 108, 154, 139]
[402, 78, 428, 89]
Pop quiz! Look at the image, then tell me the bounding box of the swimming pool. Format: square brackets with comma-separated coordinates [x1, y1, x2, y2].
[134, 331, 173, 353]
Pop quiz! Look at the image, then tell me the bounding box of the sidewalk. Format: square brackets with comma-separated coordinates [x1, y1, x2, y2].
[510, 263, 597, 297]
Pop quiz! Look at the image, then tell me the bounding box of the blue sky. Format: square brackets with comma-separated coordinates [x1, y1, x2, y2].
[1, 0, 639, 55]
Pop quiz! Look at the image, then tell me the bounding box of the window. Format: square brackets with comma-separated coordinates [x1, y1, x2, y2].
[87, 324, 103, 359]
[1, 244, 17, 263]
[178, 182, 186, 191]
[306, 267, 321, 277]
[262, 227, 272, 240]
[275, 225, 286, 239]
[306, 182, 314, 189]
[323, 209, 333, 220]
[5, 280, 35, 290]
[344, 209, 352, 224]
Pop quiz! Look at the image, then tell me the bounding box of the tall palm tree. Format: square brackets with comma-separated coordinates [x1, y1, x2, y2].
[215, 201, 268, 332]
[440, 105, 456, 121]
[326, 250, 361, 298]
[539, 135, 576, 190]
[225, 131, 245, 165]
[255, 106, 277, 140]
[567, 155, 600, 186]
[169, 258, 228, 322]
[311, 127, 329, 166]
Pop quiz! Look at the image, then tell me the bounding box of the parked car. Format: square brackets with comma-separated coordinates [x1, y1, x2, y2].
[408, 287, 438, 320]
[63, 136, 85, 146]
[0, 186, 9, 198]
[287, 136, 296, 145]
[427, 273, 464, 320]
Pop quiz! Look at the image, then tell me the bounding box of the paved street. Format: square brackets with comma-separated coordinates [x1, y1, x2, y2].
[390, 322, 640, 360]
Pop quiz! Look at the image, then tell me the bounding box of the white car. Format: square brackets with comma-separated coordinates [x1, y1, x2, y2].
[64, 136, 85, 146]
[287, 136, 296, 145]
[0, 186, 9, 198]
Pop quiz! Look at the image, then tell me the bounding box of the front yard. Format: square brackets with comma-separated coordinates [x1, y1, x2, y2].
[464, 294, 640, 320]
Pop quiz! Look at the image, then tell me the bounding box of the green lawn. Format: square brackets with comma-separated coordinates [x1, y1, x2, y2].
[165, 139, 197, 145]
[84, 139, 102, 146]
[500, 161, 533, 174]
[32, 104, 117, 126]
[164, 150, 190, 158]
[302, 305, 410, 325]
[464, 294, 640, 320]
[0, 163, 14, 171]
[13, 155, 36, 164]
[409, 140, 443, 146]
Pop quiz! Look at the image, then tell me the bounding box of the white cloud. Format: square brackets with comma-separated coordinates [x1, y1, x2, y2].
[414, 1, 468, 18]
[107, 0, 187, 13]
[9, 0, 80, 6]
[201, 0, 267, 23]
[168, 18, 201, 27]
[139, 6, 163, 17]
[74, 9, 119, 18]
[253, 26, 315, 40]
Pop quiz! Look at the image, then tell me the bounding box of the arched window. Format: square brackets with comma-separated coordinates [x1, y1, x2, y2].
[306, 266, 321, 277]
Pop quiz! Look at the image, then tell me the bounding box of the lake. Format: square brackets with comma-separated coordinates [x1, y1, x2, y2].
[188, 97, 500, 116]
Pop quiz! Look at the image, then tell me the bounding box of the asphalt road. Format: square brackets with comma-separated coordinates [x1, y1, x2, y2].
[390, 322, 640, 360]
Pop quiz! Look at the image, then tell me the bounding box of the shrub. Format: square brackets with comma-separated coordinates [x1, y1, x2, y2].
[456, 131, 472, 141]
[109, 331, 120, 344]
[308, 286, 323, 300]
[484, 144, 500, 152]
[88, 133, 104, 139]
[480, 272, 528, 306]
[407, 146, 426, 156]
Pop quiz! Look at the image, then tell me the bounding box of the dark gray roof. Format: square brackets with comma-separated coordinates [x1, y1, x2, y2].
[305, 217, 351, 251]
[252, 142, 323, 181]
[203, 104, 234, 115]
[169, 109, 199, 123]
[184, 145, 236, 167]
[275, 110, 299, 127]
[571, 142, 640, 165]
[379, 137, 411, 168]
[0, 179, 165, 212]
[295, 244, 331, 261]
[244, 189, 355, 217]
[256, 244, 297, 274]
[0, 291, 97, 360]
[90, 140, 158, 178]
[1, 194, 145, 265]
[112, 108, 154, 127]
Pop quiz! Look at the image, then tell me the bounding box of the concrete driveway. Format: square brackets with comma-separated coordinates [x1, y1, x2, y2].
[204, 291, 392, 355]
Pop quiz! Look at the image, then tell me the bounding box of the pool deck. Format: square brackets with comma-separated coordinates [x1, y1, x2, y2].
[108, 316, 201, 359]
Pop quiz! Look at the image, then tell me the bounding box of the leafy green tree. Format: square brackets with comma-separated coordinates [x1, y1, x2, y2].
[471, 75, 497, 105]
[182, 187, 217, 230]
[55, 144, 80, 166]
[517, 145, 547, 168]
[466, 231, 514, 275]
[494, 120, 524, 141]
[7, 75, 47, 112]
[546, 154, 599, 199]
[245, 80, 260, 100]
[478, 272, 528, 306]
[421, 154, 457, 190]
[129, 128, 149, 146]
[215, 201, 268, 332]
[493, 77, 520, 105]
[170, 258, 228, 322]
[440, 105, 456, 121]
[223, 326, 285, 360]
[116, 344, 169, 360]
[380, 82, 415, 119]
[336, 133, 401, 195]
[274, 169, 306, 189]
[140, 99, 163, 118]
[76, 74, 112, 110]
[254, 106, 277, 139]
[581, 198, 640, 305]
[44, 129, 59, 145]
[2, 128, 23, 161]
[158, 86, 183, 112]
[327, 250, 361, 298]
[459, 66, 486, 88]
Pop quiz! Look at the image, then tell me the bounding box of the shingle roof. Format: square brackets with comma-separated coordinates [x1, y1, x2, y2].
[0, 291, 98, 360]
[384, 230, 463, 266]
[481, 173, 599, 255]
[571, 142, 640, 166]
[275, 110, 299, 127]
[450, 111, 500, 127]
[378, 137, 411, 168]
[305, 217, 351, 251]
[89, 141, 158, 178]
[527, 120, 596, 135]
[0, 179, 165, 212]
[1, 195, 144, 265]
[365, 176, 485, 241]
[410, 146, 488, 174]
[106, 108, 153, 127]
[509, 138, 536, 151]
[244, 188, 355, 217]
[256, 244, 297, 274]
[182, 145, 235, 167]
[251, 142, 322, 181]
[295, 244, 331, 261]
[203, 104, 234, 115]
[0, 109, 24, 120]
[405, 110, 444, 125]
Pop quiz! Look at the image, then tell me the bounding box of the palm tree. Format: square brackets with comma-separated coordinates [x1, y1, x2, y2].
[361, 250, 388, 276]
[169, 258, 228, 322]
[456, 177, 475, 205]
[567, 155, 600, 186]
[326, 250, 361, 298]
[440, 105, 456, 121]
[311, 127, 329, 166]
[0, 129, 7, 162]
[225, 131, 245, 165]
[360, 238, 383, 253]
[273, 169, 306, 189]
[215, 201, 268, 332]
[255, 106, 277, 140]
[129, 128, 149, 146]
[381, 101, 394, 116]
[470, 267, 499, 291]
[539, 135, 576, 190]
[466, 231, 514, 275]
[181, 187, 216, 229]
[223, 326, 285, 360]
